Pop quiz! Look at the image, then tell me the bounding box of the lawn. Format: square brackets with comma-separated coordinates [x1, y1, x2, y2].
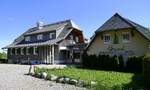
[35, 67, 146, 90]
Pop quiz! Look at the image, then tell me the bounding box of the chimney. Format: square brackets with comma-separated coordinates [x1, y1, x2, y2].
[37, 21, 44, 30]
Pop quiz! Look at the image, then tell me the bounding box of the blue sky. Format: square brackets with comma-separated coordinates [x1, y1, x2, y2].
[0, 0, 150, 52]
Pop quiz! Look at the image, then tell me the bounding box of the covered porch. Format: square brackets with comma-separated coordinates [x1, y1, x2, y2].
[7, 45, 56, 64]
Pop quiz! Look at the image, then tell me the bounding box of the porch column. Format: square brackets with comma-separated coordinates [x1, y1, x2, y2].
[52, 45, 55, 64]
[41, 47, 44, 63]
[15, 48, 17, 55]
[26, 47, 30, 55]
[33, 47, 37, 55]
[47, 46, 50, 64]
[50, 45, 52, 64]
[44, 46, 46, 63]
[21, 48, 24, 55]
[46, 46, 48, 63]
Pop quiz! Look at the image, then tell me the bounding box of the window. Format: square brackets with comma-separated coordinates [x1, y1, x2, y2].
[69, 35, 75, 44]
[104, 34, 111, 44]
[37, 34, 43, 40]
[50, 33, 55, 39]
[76, 36, 79, 42]
[122, 32, 130, 43]
[33, 47, 38, 55]
[25, 36, 30, 41]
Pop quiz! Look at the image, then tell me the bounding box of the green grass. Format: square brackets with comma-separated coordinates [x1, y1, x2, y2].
[35, 67, 146, 90]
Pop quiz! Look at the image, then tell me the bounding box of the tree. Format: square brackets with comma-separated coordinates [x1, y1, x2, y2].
[0, 52, 7, 59]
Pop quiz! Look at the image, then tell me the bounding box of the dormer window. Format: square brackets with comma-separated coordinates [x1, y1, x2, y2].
[37, 34, 43, 40]
[25, 36, 30, 41]
[49, 32, 55, 39]
[104, 34, 111, 44]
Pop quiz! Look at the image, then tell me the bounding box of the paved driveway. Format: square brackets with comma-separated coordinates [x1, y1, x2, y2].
[0, 64, 86, 90]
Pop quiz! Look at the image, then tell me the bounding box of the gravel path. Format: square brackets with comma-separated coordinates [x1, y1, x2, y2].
[0, 64, 87, 90]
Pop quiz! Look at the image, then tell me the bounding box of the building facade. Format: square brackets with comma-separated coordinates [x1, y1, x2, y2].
[3, 20, 85, 64]
[86, 13, 150, 59]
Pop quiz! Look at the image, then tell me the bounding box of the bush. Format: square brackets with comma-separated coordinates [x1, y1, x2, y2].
[110, 55, 119, 71]
[0, 59, 7, 63]
[118, 55, 124, 71]
[82, 51, 88, 67]
[143, 53, 150, 88]
[126, 56, 143, 73]
[0, 52, 7, 59]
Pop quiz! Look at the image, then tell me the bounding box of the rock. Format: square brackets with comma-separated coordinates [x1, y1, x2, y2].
[37, 73, 42, 78]
[45, 75, 51, 80]
[76, 80, 85, 87]
[91, 81, 97, 86]
[69, 79, 78, 85]
[50, 74, 58, 81]
[56, 77, 64, 83]
[29, 72, 34, 76]
[64, 77, 70, 83]
[41, 72, 47, 79]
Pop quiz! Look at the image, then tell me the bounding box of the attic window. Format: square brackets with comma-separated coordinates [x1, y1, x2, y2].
[25, 36, 30, 41]
[104, 34, 111, 44]
[122, 32, 130, 43]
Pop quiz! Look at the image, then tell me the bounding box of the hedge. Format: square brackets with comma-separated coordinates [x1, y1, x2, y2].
[82, 52, 124, 71]
[143, 53, 150, 88]
[126, 56, 143, 73]
[82, 53, 143, 73]
[0, 59, 7, 63]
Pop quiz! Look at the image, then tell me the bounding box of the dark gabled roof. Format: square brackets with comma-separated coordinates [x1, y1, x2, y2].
[124, 18, 150, 40]
[86, 13, 150, 50]
[25, 21, 69, 35]
[3, 20, 80, 49]
[95, 13, 133, 33]
[25, 20, 80, 36]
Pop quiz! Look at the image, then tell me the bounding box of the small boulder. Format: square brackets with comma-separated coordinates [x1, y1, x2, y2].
[76, 80, 85, 87]
[64, 77, 70, 83]
[37, 73, 42, 78]
[50, 74, 58, 81]
[45, 75, 51, 80]
[56, 77, 65, 83]
[41, 72, 47, 79]
[69, 79, 78, 85]
[91, 81, 97, 86]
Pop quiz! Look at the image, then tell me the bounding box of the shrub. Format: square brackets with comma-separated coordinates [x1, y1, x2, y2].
[0, 59, 7, 63]
[126, 56, 143, 73]
[0, 52, 7, 59]
[118, 55, 124, 71]
[110, 55, 119, 71]
[143, 53, 150, 88]
[91, 55, 97, 68]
